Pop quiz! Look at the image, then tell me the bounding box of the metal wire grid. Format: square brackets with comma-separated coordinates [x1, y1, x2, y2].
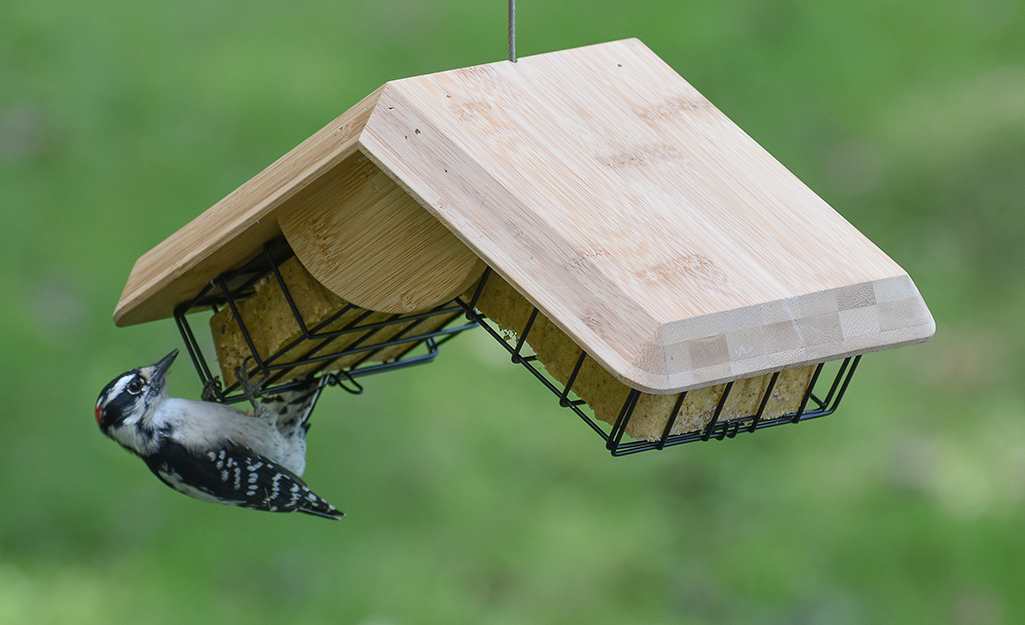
[173, 238, 478, 405]
[456, 267, 862, 456]
[173, 241, 860, 455]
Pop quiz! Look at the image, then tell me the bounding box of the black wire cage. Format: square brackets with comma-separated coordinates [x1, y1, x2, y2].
[174, 240, 860, 457]
[173, 238, 478, 404]
[455, 268, 862, 457]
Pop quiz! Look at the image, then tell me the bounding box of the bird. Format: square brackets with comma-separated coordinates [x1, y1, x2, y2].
[94, 349, 343, 519]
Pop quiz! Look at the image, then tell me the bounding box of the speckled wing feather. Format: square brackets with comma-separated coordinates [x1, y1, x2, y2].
[143, 439, 343, 519]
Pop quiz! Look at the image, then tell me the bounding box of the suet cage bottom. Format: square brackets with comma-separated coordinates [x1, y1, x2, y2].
[174, 238, 478, 402]
[174, 239, 860, 457]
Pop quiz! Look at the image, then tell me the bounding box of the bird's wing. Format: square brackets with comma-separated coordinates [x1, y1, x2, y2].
[143, 440, 342, 519]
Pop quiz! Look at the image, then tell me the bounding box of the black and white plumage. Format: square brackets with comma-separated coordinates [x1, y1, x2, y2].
[94, 350, 343, 520]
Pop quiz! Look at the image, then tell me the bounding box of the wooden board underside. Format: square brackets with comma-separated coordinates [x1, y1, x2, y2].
[279, 152, 487, 313]
[358, 39, 934, 392]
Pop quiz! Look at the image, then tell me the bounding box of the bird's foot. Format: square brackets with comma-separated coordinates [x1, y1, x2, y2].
[200, 377, 223, 402]
[234, 358, 267, 414]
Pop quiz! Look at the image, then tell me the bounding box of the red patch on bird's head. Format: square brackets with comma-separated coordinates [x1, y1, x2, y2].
[95, 403, 104, 425]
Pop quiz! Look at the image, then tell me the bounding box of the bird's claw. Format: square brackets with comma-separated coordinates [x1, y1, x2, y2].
[200, 377, 223, 402]
[234, 358, 266, 411]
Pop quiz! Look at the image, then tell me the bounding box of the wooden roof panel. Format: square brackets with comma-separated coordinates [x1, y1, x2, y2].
[113, 86, 384, 327]
[114, 39, 934, 392]
[360, 39, 933, 391]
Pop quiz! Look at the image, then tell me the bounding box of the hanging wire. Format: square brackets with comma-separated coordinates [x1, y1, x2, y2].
[508, 0, 516, 62]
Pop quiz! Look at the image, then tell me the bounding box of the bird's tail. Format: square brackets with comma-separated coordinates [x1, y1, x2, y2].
[260, 376, 326, 435]
[299, 494, 345, 520]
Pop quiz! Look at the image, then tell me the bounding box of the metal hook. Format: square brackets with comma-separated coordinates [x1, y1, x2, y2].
[324, 370, 364, 395]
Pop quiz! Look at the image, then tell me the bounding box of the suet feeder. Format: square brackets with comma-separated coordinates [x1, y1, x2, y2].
[114, 39, 935, 455]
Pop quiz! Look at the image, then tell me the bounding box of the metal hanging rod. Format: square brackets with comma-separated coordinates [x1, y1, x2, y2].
[509, 0, 516, 62]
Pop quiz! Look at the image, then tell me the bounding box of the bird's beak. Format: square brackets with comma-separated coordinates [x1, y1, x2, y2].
[150, 349, 179, 389]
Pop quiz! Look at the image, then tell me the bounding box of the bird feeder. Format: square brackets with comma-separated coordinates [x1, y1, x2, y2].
[113, 39, 935, 455]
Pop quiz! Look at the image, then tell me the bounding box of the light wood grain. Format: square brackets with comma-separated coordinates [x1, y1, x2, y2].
[115, 38, 933, 393]
[113, 87, 385, 327]
[279, 153, 486, 313]
[359, 38, 934, 392]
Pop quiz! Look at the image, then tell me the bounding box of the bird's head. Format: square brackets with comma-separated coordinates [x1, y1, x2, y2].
[95, 350, 178, 438]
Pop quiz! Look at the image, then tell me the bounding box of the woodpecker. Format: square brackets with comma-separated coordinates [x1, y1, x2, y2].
[95, 350, 343, 519]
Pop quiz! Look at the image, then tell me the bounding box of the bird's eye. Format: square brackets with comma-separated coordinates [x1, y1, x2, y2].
[126, 377, 145, 395]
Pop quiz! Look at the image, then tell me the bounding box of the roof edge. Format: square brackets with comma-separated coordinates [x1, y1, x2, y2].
[113, 85, 386, 327]
[638, 273, 936, 394]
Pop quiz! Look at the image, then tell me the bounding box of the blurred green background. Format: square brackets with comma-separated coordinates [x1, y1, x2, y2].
[2, 0, 1024, 623]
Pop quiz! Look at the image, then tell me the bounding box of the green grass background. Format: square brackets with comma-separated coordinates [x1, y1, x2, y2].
[2, 0, 1024, 623]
